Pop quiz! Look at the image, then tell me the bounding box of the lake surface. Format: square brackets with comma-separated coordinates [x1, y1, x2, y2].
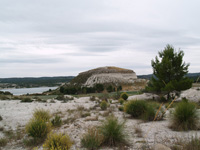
[0, 87, 58, 95]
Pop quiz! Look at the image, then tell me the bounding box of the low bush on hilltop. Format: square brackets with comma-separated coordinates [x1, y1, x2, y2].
[124, 100, 156, 121]
[43, 132, 73, 150]
[170, 99, 199, 131]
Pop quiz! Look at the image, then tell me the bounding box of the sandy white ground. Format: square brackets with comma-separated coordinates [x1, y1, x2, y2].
[0, 87, 200, 150]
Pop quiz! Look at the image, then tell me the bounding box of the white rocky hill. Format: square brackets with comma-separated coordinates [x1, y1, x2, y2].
[71, 66, 147, 91]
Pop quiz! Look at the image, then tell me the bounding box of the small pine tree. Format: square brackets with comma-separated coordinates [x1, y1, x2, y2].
[148, 44, 192, 100]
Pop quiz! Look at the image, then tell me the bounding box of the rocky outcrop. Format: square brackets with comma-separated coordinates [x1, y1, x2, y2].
[84, 73, 137, 87]
[70, 66, 147, 91]
[128, 93, 160, 101]
[154, 144, 171, 150]
[177, 88, 200, 102]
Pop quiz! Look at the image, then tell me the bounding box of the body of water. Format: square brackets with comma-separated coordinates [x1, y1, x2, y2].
[0, 87, 58, 95]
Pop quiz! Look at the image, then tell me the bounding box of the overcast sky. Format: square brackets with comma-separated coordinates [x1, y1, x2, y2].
[0, 0, 200, 78]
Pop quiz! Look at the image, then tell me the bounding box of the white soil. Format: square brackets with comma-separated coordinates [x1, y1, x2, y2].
[0, 96, 200, 150]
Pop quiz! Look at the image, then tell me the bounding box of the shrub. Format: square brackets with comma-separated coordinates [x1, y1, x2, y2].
[100, 100, 108, 110]
[90, 96, 96, 101]
[124, 100, 147, 118]
[118, 106, 124, 112]
[0, 138, 7, 147]
[56, 95, 65, 100]
[33, 109, 51, 122]
[118, 98, 125, 105]
[183, 136, 200, 150]
[43, 132, 73, 150]
[20, 97, 33, 103]
[142, 104, 156, 121]
[106, 85, 114, 93]
[99, 116, 128, 147]
[81, 127, 103, 150]
[0, 115, 2, 121]
[120, 92, 128, 100]
[124, 100, 156, 121]
[170, 99, 199, 131]
[51, 115, 62, 127]
[25, 118, 51, 139]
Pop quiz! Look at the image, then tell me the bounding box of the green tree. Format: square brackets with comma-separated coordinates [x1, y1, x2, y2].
[148, 44, 192, 100]
[95, 84, 104, 93]
[106, 85, 113, 93]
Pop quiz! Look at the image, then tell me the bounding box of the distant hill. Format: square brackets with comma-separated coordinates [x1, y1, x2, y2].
[0, 76, 75, 88]
[138, 73, 200, 82]
[71, 66, 136, 86]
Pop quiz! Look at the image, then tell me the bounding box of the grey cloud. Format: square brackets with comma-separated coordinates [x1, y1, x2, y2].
[0, 0, 200, 77]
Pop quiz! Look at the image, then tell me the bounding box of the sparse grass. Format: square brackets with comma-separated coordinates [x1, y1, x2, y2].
[134, 125, 143, 138]
[118, 106, 124, 111]
[81, 112, 91, 118]
[171, 135, 200, 150]
[101, 111, 110, 117]
[43, 132, 73, 150]
[3, 129, 14, 139]
[81, 127, 103, 150]
[33, 108, 51, 122]
[77, 106, 86, 111]
[170, 99, 199, 131]
[0, 126, 4, 131]
[51, 115, 62, 127]
[23, 138, 44, 147]
[63, 117, 77, 124]
[0, 95, 10, 100]
[99, 116, 128, 147]
[0, 138, 7, 147]
[90, 96, 96, 101]
[3, 128, 24, 141]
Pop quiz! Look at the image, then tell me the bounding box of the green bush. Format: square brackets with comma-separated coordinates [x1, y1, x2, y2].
[124, 100, 147, 118]
[43, 132, 73, 150]
[120, 92, 128, 100]
[106, 85, 114, 93]
[142, 104, 156, 121]
[124, 100, 156, 121]
[118, 106, 124, 112]
[25, 118, 51, 138]
[81, 127, 103, 150]
[20, 97, 33, 103]
[100, 100, 108, 110]
[0, 138, 7, 147]
[51, 115, 62, 127]
[99, 116, 128, 147]
[33, 109, 51, 122]
[118, 98, 125, 105]
[170, 99, 199, 131]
